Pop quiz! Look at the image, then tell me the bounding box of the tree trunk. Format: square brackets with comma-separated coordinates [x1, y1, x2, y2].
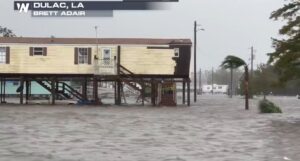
[230, 68, 233, 98]
[244, 65, 249, 110]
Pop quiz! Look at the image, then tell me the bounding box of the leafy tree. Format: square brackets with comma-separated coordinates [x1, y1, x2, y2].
[0, 26, 16, 37]
[268, 0, 300, 82]
[250, 64, 278, 95]
[242, 64, 300, 96]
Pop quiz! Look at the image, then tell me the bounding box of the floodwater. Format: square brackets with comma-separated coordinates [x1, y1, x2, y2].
[0, 95, 300, 161]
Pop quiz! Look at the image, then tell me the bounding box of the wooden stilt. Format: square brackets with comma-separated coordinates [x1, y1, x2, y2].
[3, 79, 6, 103]
[187, 79, 190, 106]
[114, 81, 117, 105]
[155, 81, 158, 106]
[29, 81, 31, 97]
[93, 77, 99, 104]
[20, 77, 24, 105]
[151, 80, 156, 106]
[182, 80, 186, 105]
[25, 79, 29, 104]
[82, 77, 88, 101]
[0, 78, 2, 103]
[51, 78, 56, 105]
[117, 80, 121, 105]
[121, 83, 127, 104]
[141, 80, 145, 106]
[56, 80, 59, 99]
[116, 45, 121, 106]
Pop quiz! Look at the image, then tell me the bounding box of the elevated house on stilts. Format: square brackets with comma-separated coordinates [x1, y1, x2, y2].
[0, 37, 192, 106]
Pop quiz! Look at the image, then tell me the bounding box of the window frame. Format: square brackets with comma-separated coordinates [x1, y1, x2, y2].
[102, 48, 112, 65]
[102, 48, 112, 60]
[0, 47, 6, 64]
[78, 47, 89, 64]
[33, 47, 45, 56]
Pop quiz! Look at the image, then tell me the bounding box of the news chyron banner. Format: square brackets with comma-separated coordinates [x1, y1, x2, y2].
[14, 0, 179, 17]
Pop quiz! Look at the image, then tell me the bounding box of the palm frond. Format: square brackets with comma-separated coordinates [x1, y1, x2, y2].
[220, 55, 246, 69]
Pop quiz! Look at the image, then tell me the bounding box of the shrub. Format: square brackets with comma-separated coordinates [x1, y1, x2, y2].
[259, 99, 282, 113]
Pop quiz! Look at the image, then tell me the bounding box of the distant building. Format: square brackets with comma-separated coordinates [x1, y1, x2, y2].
[202, 84, 228, 94]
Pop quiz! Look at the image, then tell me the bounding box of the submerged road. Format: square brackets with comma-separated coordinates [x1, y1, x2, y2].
[0, 95, 299, 161]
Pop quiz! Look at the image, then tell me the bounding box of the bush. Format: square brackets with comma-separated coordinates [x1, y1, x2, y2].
[259, 99, 282, 113]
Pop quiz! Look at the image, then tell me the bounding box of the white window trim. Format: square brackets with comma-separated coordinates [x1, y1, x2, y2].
[0, 47, 7, 64]
[78, 47, 89, 64]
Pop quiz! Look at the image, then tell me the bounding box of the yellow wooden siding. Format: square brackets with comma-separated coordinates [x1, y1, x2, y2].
[121, 47, 175, 75]
[0, 44, 175, 75]
[0, 45, 96, 74]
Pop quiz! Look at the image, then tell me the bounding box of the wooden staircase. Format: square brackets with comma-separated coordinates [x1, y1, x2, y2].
[119, 65, 151, 103]
[35, 80, 85, 101]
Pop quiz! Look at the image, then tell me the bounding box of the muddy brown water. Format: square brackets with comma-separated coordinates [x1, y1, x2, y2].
[0, 95, 299, 161]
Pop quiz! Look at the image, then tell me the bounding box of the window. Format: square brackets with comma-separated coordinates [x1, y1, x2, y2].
[78, 48, 88, 64]
[74, 47, 91, 65]
[34, 47, 44, 55]
[218, 86, 222, 89]
[0, 47, 6, 64]
[102, 48, 111, 65]
[30, 47, 47, 56]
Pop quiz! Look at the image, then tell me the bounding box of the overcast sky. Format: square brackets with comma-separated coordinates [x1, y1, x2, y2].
[0, 0, 285, 71]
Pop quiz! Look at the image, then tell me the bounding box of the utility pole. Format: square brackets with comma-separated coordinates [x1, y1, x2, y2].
[193, 21, 197, 102]
[199, 68, 202, 95]
[193, 21, 204, 102]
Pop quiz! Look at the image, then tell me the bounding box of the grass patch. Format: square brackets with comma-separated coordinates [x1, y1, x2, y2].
[259, 99, 282, 113]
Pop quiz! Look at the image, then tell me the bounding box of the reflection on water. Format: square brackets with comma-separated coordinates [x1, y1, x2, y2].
[0, 96, 299, 161]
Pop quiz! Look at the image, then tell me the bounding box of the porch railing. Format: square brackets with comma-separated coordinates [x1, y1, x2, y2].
[94, 59, 117, 75]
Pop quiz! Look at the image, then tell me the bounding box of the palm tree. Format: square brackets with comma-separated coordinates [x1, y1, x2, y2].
[220, 55, 249, 110]
[220, 55, 245, 97]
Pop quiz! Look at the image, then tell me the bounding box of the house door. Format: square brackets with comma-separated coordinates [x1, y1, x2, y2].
[96, 48, 116, 75]
[102, 48, 111, 66]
